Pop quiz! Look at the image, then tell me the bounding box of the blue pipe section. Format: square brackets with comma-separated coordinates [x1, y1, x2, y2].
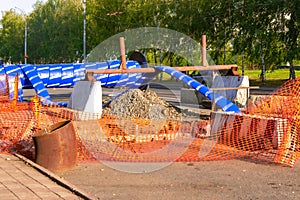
[0, 74, 23, 101]
[21, 65, 52, 101]
[1, 60, 140, 88]
[0, 61, 240, 113]
[0, 60, 140, 104]
[152, 66, 241, 113]
[0, 65, 24, 101]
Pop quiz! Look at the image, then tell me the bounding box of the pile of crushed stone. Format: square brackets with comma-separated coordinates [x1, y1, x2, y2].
[102, 89, 182, 121]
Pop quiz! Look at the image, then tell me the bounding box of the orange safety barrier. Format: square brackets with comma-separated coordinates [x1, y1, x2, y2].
[0, 74, 299, 167]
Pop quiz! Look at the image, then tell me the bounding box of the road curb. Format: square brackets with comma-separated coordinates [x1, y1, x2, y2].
[14, 153, 97, 200]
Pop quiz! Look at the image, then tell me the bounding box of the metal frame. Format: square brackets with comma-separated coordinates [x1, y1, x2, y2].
[85, 35, 238, 76]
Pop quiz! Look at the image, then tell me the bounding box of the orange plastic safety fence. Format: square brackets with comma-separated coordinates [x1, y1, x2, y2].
[247, 78, 300, 167]
[0, 74, 299, 167]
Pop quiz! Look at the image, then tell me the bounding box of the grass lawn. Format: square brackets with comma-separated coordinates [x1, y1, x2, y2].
[240, 69, 300, 88]
[152, 68, 300, 89]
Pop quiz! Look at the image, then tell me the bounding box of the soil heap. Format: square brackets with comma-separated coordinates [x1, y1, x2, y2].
[102, 89, 182, 121]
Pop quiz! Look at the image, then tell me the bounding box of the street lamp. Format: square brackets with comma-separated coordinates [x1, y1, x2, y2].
[14, 7, 28, 65]
[83, 0, 86, 63]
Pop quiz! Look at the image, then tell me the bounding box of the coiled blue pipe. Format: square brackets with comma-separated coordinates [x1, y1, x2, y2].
[0, 62, 240, 113]
[0, 60, 140, 103]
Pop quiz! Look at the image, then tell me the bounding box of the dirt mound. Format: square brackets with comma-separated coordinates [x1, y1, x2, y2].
[102, 89, 182, 121]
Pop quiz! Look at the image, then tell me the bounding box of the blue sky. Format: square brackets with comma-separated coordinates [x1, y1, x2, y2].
[0, 0, 44, 19]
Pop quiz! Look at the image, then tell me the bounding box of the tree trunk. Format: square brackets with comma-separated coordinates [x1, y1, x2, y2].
[289, 59, 296, 80]
[261, 49, 266, 85]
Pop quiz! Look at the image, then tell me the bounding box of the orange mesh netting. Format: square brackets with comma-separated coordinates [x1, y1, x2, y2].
[0, 74, 299, 167]
[246, 78, 300, 166]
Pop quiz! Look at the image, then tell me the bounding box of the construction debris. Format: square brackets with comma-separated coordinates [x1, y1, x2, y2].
[102, 89, 182, 121]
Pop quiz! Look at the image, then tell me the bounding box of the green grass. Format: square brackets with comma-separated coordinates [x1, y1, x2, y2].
[240, 69, 300, 88]
[151, 68, 300, 88]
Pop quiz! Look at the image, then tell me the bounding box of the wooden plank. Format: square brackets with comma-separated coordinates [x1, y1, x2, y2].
[210, 86, 260, 91]
[86, 65, 238, 74]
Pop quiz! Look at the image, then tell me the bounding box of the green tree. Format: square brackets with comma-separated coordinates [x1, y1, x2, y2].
[0, 0, 299, 70]
[233, 0, 299, 81]
[279, 0, 300, 79]
[28, 0, 83, 63]
[0, 10, 25, 63]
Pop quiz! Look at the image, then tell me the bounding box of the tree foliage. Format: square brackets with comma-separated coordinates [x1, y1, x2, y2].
[0, 0, 299, 80]
[0, 10, 25, 63]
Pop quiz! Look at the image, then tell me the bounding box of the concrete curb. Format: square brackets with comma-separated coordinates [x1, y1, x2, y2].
[14, 153, 97, 200]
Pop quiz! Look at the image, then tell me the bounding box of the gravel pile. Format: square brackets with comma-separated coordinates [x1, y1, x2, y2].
[102, 89, 182, 121]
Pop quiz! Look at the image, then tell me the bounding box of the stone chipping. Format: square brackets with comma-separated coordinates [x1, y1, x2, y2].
[102, 89, 182, 121]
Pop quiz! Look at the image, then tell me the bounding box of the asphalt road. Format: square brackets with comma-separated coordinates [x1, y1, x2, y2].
[56, 159, 300, 200]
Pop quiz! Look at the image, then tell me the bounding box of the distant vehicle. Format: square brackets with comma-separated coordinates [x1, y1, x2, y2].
[276, 65, 300, 70]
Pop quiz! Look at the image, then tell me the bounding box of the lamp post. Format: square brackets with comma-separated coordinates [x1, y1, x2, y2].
[83, 0, 86, 63]
[14, 7, 27, 64]
[24, 19, 28, 64]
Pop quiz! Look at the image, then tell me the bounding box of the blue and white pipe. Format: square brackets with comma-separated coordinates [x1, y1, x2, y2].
[0, 60, 140, 103]
[152, 66, 241, 113]
[0, 62, 240, 113]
